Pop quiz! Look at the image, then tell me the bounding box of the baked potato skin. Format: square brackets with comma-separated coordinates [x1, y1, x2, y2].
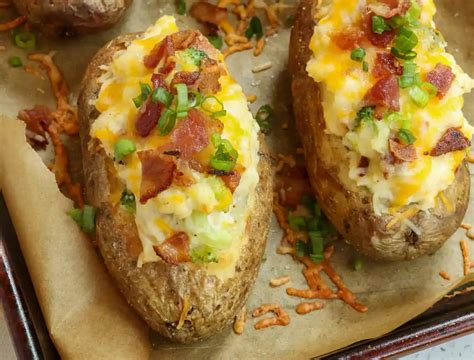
[289, 0, 470, 261]
[13, 0, 132, 37]
[78, 35, 273, 342]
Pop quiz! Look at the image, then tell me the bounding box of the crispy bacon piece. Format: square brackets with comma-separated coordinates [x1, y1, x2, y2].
[364, 75, 400, 112]
[190, 2, 228, 25]
[151, 73, 169, 90]
[358, 156, 370, 168]
[373, 53, 403, 78]
[426, 63, 455, 98]
[144, 36, 174, 69]
[171, 71, 201, 89]
[368, 0, 411, 18]
[276, 165, 313, 208]
[153, 232, 191, 265]
[135, 100, 162, 137]
[221, 171, 241, 193]
[161, 108, 211, 160]
[389, 139, 417, 163]
[18, 106, 52, 146]
[197, 58, 224, 94]
[430, 128, 471, 156]
[332, 28, 366, 50]
[138, 150, 176, 203]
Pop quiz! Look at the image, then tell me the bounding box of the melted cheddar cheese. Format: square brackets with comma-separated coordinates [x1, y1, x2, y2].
[308, 0, 474, 214]
[91, 16, 260, 279]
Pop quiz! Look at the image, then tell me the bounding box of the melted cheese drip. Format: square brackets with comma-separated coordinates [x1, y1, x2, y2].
[91, 16, 260, 279]
[307, 0, 474, 214]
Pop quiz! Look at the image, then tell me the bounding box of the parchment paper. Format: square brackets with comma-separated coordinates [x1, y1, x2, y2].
[0, 0, 473, 359]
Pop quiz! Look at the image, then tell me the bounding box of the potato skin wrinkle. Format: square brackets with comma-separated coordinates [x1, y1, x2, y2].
[288, 0, 470, 261]
[78, 34, 273, 342]
[13, 0, 132, 37]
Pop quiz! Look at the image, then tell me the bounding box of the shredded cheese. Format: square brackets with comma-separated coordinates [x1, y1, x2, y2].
[460, 240, 470, 276]
[386, 207, 419, 230]
[439, 271, 451, 281]
[176, 296, 190, 330]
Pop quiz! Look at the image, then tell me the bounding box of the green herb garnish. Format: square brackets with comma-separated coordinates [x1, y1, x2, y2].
[398, 128, 417, 145]
[8, 56, 22, 68]
[67, 205, 97, 233]
[245, 16, 264, 39]
[351, 47, 366, 62]
[133, 82, 152, 108]
[372, 16, 391, 34]
[255, 104, 273, 133]
[210, 133, 239, 172]
[206, 35, 223, 50]
[120, 189, 136, 213]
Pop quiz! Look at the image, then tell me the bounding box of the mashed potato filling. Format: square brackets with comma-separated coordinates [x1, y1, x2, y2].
[307, 0, 473, 214]
[90, 16, 260, 279]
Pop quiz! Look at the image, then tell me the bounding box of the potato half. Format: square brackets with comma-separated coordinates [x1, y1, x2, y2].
[289, 0, 470, 261]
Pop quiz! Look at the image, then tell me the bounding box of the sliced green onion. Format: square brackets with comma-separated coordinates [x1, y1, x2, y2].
[190, 245, 218, 264]
[314, 203, 321, 218]
[307, 217, 320, 232]
[350, 47, 366, 62]
[176, 110, 188, 118]
[399, 61, 418, 88]
[288, 213, 306, 230]
[409, 85, 430, 107]
[189, 91, 203, 108]
[420, 81, 438, 97]
[67, 206, 96, 233]
[398, 128, 417, 145]
[158, 109, 177, 135]
[8, 56, 22, 68]
[301, 195, 315, 213]
[206, 35, 223, 50]
[319, 215, 337, 236]
[285, 14, 295, 28]
[245, 16, 264, 39]
[385, 112, 410, 129]
[295, 240, 308, 257]
[255, 104, 273, 133]
[14, 32, 36, 50]
[152, 87, 173, 107]
[405, 0, 421, 26]
[176, 0, 186, 15]
[201, 95, 226, 118]
[114, 139, 136, 161]
[387, 15, 406, 29]
[353, 258, 364, 271]
[372, 16, 391, 34]
[175, 83, 189, 113]
[391, 48, 417, 60]
[133, 82, 152, 108]
[120, 189, 136, 213]
[362, 60, 369, 72]
[210, 133, 238, 172]
[309, 231, 324, 263]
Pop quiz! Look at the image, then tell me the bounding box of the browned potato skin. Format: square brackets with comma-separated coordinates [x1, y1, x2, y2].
[13, 0, 132, 37]
[289, 0, 470, 261]
[78, 35, 273, 342]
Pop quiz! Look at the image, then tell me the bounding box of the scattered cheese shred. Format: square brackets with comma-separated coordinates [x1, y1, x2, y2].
[270, 276, 290, 287]
[386, 207, 419, 230]
[460, 240, 470, 276]
[233, 306, 247, 335]
[176, 296, 190, 330]
[0, 15, 27, 31]
[438, 271, 451, 281]
[246, 94, 257, 103]
[295, 301, 324, 315]
[252, 304, 290, 330]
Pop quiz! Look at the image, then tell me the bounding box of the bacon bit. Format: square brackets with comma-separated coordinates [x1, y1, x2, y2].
[277, 246, 295, 255]
[386, 206, 419, 230]
[467, 228, 474, 241]
[221, 171, 241, 192]
[138, 150, 176, 203]
[0, 45, 5, 51]
[389, 139, 417, 163]
[135, 100, 162, 137]
[233, 306, 247, 335]
[223, 43, 253, 58]
[275, 165, 312, 208]
[252, 61, 272, 73]
[197, 58, 224, 94]
[162, 109, 211, 160]
[273, 195, 296, 245]
[0, 15, 27, 31]
[439, 271, 451, 281]
[176, 296, 190, 330]
[270, 276, 290, 287]
[461, 223, 472, 230]
[190, 2, 228, 25]
[358, 156, 370, 168]
[252, 304, 290, 330]
[254, 38, 266, 56]
[246, 94, 257, 103]
[460, 240, 470, 276]
[153, 232, 191, 265]
[28, 53, 78, 135]
[171, 71, 200, 89]
[332, 28, 365, 50]
[364, 75, 400, 112]
[295, 301, 324, 315]
[286, 246, 368, 313]
[466, 152, 474, 163]
[430, 128, 471, 156]
[373, 53, 403, 78]
[368, 0, 411, 18]
[426, 63, 455, 98]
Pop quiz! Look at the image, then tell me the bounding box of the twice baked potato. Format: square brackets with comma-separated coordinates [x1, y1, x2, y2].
[289, 0, 473, 261]
[78, 16, 272, 342]
[13, 0, 132, 37]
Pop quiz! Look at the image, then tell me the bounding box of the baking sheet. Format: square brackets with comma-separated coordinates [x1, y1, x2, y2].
[0, 0, 473, 359]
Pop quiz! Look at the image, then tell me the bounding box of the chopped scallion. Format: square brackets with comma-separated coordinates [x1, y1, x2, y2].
[353, 258, 364, 271]
[210, 133, 239, 172]
[398, 128, 417, 145]
[120, 189, 136, 213]
[409, 85, 430, 107]
[288, 213, 306, 230]
[372, 16, 391, 34]
[309, 231, 324, 263]
[114, 139, 136, 161]
[14, 32, 36, 50]
[158, 109, 177, 135]
[245, 16, 264, 39]
[201, 95, 226, 118]
[255, 104, 273, 133]
[206, 35, 223, 50]
[295, 240, 308, 257]
[133, 82, 152, 108]
[8, 56, 22, 68]
[350, 47, 366, 62]
[152, 87, 173, 107]
[175, 83, 189, 113]
[176, 0, 186, 15]
[67, 205, 96, 233]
